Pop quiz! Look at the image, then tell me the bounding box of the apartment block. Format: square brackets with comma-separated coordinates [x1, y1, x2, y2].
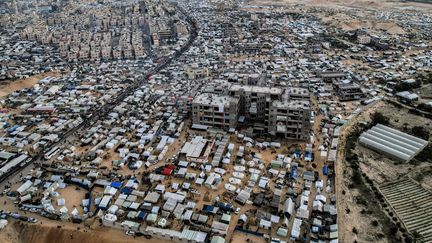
[186, 66, 210, 79]
[267, 100, 311, 140]
[229, 84, 282, 122]
[191, 85, 313, 140]
[192, 94, 240, 131]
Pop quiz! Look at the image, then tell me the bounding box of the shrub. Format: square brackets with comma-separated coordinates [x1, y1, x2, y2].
[371, 112, 390, 126]
[411, 126, 430, 140]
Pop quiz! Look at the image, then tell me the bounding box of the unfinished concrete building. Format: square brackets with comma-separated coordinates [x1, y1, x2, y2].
[195, 84, 313, 140]
[267, 100, 312, 140]
[229, 84, 282, 123]
[333, 81, 365, 101]
[192, 93, 240, 130]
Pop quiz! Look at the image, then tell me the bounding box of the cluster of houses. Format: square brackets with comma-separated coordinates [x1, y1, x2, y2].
[0, 0, 431, 242]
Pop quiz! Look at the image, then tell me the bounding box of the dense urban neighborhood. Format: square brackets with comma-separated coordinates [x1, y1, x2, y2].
[0, 0, 431, 243]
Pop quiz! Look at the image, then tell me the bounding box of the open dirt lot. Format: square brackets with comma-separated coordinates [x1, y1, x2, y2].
[54, 186, 87, 215]
[249, 0, 432, 12]
[246, 0, 432, 36]
[0, 220, 172, 243]
[231, 231, 266, 243]
[0, 72, 60, 98]
[337, 101, 432, 243]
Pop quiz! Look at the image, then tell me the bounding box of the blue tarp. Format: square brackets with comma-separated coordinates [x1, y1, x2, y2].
[322, 165, 329, 176]
[137, 211, 147, 221]
[202, 205, 216, 213]
[293, 151, 302, 158]
[84, 192, 92, 213]
[290, 168, 298, 179]
[7, 125, 19, 134]
[110, 181, 122, 189]
[121, 187, 133, 195]
[305, 152, 313, 162]
[66, 178, 90, 190]
[234, 227, 264, 236]
[215, 201, 234, 212]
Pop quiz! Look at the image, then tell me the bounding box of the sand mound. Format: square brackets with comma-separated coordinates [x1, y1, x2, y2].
[339, 20, 405, 35]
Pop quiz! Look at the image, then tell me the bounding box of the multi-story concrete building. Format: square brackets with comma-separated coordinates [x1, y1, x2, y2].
[286, 87, 310, 100]
[101, 47, 112, 59]
[192, 94, 240, 131]
[333, 81, 365, 101]
[267, 100, 311, 140]
[113, 48, 122, 59]
[192, 85, 311, 140]
[229, 84, 282, 122]
[186, 65, 210, 79]
[318, 71, 347, 83]
[357, 34, 371, 45]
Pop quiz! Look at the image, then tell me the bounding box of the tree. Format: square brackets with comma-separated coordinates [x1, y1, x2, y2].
[417, 103, 432, 113]
[411, 231, 424, 243]
[403, 123, 409, 131]
[371, 112, 390, 126]
[411, 126, 430, 140]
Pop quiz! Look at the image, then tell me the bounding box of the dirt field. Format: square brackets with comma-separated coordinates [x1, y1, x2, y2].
[54, 186, 87, 215]
[249, 0, 432, 12]
[335, 101, 387, 243]
[0, 220, 172, 243]
[0, 72, 60, 98]
[338, 20, 406, 35]
[336, 101, 432, 243]
[231, 231, 266, 243]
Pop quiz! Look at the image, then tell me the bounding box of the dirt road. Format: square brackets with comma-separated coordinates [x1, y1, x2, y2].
[335, 101, 384, 242]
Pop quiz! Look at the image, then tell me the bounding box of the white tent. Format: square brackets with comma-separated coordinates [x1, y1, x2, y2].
[71, 208, 79, 216]
[225, 184, 236, 192]
[57, 198, 65, 206]
[59, 206, 68, 214]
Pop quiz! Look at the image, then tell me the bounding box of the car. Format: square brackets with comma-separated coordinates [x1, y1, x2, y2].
[235, 207, 241, 214]
[125, 230, 135, 236]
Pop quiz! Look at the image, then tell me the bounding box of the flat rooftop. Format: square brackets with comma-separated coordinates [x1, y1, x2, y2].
[272, 99, 311, 109]
[229, 84, 283, 96]
[193, 93, 236, 106]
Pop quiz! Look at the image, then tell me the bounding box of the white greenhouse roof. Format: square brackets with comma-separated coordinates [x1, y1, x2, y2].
[359, 124, 428, 162]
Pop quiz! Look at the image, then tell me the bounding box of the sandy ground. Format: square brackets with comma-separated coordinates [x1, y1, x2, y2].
[0, 220, 172, 243]
[245, 0, 432, 37]
[335, 101, 384, 243]
[249, 0, 432, 12]
[231, 231, 266, 243]
[54, 186, 87, 215]
[0, 72, 60, 98]
[338, 20, 406, 35]
[336, 100, 432, 242]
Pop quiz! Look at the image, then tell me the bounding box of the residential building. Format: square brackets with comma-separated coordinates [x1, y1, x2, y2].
[333, 81, 365, 101]
[192, 93, 240, 130]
